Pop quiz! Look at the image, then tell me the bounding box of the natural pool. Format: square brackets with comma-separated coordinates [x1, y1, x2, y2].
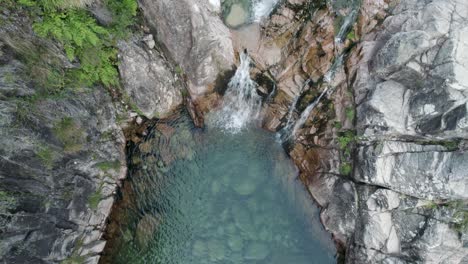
[102, 114, 336, 263]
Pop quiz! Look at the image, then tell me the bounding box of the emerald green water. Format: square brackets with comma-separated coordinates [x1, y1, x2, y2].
[105, 115, 336, 263]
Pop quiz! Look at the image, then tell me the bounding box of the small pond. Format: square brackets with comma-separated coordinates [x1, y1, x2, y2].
[102, 113, 337, 263]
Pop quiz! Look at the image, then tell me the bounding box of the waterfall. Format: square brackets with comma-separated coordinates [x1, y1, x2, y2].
[290, 55, 344, 138]
[334, 10, 358, 43]
[277, 79, 310, 142]
[291, 87, 330, 137]
[252, 0, 279, 21]
[210, 52, 262, 133]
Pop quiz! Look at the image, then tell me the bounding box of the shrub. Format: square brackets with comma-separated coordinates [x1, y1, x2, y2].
[15, 0, 139, 92]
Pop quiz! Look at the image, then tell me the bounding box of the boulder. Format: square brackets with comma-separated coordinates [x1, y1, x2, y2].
[137, 0, 234, 97]
[118, 40, 183, 119]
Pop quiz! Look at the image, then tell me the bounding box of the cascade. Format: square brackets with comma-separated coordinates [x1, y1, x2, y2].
[290, 55, 344, 138]
[210, 52, 262, 133]
[277, 79, 310, 142]
[252, 0, 280, 21]
[334, 10, 358, 43]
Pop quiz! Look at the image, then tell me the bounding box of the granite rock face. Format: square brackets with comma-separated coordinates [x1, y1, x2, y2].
[137, 0, 234, 97]
[259, 0, 468, 263]
[118, 39, 183, 119]
[347, 0, 468, 262]
[0, 14, 126, 264]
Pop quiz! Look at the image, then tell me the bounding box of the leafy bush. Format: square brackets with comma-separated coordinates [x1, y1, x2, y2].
[16, 0, 138, 92]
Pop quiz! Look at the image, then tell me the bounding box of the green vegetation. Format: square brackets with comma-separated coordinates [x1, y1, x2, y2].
[53, 117, 85, 153]
[88, 186, 102, 210]
[422, 200, 468, 233]
[337, 130, 356, 176]
[0, 191, 17, 213]
[96, 160, 121, 171]
[339, 162, 352, 175]
[61, 237, 86, 264]
[10, 0, 138, 95]
[345, 106, 355, 121]
[37, 145, 55, 169]
[175, 65, 184, 75]
[420, 139, 460, 151]
[346, 30, 356, 41]
[337, 130, 356, 150]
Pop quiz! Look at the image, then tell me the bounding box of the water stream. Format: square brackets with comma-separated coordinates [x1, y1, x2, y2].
[209, 52, 262, 133]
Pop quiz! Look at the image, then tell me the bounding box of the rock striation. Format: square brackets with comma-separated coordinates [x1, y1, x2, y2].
[255, 0, 468, 263]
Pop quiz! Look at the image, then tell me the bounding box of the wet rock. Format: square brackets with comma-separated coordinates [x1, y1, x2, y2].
[118, 40, 183, 119]
[225, 4, 249, 28]
[138, 0, 234, 97]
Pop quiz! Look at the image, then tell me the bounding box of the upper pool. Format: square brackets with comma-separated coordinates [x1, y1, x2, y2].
[101, 113, 336, 263]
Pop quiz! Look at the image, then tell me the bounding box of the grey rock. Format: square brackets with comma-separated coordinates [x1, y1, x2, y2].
[355, 141, 468, 200]
[118, 40, 183, 118]
[138, 0, 234, 96]
[0, 16, 126, 263]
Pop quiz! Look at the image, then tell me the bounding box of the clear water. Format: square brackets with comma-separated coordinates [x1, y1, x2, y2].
[106, 114, 336, 263]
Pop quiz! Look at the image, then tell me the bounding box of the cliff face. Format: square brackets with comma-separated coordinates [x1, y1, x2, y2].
[346, 0, 468, 262]
[0, 11, 127, 264]
[251, 0, 468, 263]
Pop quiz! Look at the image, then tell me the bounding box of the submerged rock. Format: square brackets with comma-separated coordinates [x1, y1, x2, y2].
[225, 4, 249, 28]
[244, 242, 270, 260]
[135, 214, 162, 249]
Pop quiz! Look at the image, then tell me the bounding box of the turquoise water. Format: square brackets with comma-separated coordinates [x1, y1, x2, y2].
[106, 115, 336, 263]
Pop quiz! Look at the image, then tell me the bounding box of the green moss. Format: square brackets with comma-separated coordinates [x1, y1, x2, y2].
[346, 30, 356, 41]
[339, 162, 352, 175]
[333, 121, 342, 129]
[175, 65, 184, 75]
[61, 255, 86, 264]
[0, 191, 17, 213]
[96, 160, 121, 171]
[345, 106, 355, 121]
[37, 145, 55, 169]
[53, 117, 85, 153]
[88, 187, 102, 210]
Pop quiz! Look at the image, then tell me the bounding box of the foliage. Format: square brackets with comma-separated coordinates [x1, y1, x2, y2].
[337, 130, 356, 150]
[88, 187, 102, 210]
[339, 162, 352, 175]
[53, 117, 85, 153]
[96, 160, 121, 171]
[105, 0, 138, 38]
[345, 106, 355, 121]
[346, 30, 356, 40]
[37, 145, 55, 169]
[14, 0, 139, 93]
[0, 191, 17, 214]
